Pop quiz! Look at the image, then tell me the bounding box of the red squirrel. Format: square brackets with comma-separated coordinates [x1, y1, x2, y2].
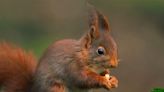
[0, 8, 118, 92]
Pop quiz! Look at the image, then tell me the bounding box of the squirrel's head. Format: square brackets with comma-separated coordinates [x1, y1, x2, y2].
[79, 9, 118, 73]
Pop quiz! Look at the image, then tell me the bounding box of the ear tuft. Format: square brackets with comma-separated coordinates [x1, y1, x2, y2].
[87, 3, 111, 32]
[80, 3, 112, 49]
[97, 11, 110, 31]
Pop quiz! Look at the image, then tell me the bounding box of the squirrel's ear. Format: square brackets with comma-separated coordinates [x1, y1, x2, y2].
[87, 2, 111, 31]
[97, 11, 111, 32]
[88, 8, 111, 34]
[80, 27, 97, 49]
[80, 7, 111, 48]
[88, 8, 100, 39]
[79, 9, 100, 48]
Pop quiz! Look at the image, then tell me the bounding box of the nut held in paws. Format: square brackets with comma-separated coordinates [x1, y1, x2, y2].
[105, 74, 110, 79]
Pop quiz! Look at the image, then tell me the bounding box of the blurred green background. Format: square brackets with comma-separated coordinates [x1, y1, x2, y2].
[0, 0, 164, 92]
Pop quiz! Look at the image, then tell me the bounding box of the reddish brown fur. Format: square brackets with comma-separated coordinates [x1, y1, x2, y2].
[0, 42, 37, 92]
[0, 7, 118, 92]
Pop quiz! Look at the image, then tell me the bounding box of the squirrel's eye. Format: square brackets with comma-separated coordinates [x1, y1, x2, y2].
[97, 47, 105, 55]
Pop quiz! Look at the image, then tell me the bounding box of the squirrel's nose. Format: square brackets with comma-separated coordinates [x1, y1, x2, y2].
[109, 59, 118, 68]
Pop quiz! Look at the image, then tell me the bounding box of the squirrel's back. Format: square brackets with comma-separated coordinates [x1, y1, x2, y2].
[0, 43, 37, 92]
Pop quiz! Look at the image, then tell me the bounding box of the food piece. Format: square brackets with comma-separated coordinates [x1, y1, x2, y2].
[105, 73, 111, 79]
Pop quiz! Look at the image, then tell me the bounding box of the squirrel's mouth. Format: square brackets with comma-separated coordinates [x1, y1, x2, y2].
[87, 61, 113, 74]
[99, 69, 110, 76]
[87, 60, 117, 79]
[100, 69, 114, 81]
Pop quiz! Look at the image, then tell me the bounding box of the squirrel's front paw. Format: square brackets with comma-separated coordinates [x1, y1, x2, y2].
[102, 75, 118, 90]
[108, 76, 118, 88]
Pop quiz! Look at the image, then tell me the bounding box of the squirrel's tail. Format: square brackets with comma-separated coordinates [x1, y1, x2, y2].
[0, 42, 37, 92]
